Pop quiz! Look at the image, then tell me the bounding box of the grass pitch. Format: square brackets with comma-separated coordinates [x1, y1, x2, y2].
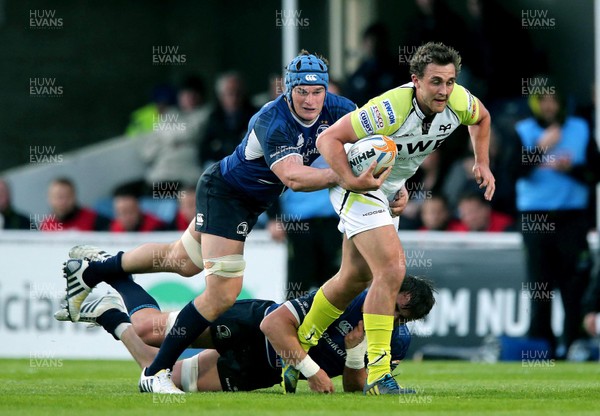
[1, 359, 599, 415]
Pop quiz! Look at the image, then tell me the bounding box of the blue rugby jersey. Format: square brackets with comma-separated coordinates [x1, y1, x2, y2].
[263, 290, 411, 377]
[219, 93, 356, 204]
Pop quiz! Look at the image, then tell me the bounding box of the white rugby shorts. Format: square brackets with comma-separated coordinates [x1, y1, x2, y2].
[329, 185, 399, 238]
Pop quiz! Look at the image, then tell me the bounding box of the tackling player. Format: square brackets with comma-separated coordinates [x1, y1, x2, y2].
[293, 42, 495, 395]
[55, 274, 435, 393]
[60, 50, 399, 393]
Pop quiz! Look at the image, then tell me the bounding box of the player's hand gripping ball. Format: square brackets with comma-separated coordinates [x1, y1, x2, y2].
[347, 135, 397, 177]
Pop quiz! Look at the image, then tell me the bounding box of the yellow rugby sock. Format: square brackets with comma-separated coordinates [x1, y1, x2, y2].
[364, 313, 394, 384]
[297, 288, 343, 352]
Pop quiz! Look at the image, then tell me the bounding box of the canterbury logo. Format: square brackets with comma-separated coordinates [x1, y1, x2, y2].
[304, 74, 317, 81]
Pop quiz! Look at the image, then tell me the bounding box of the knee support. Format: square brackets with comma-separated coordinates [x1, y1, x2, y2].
[181, 229, 203, 269]
[203, 254, 245, 278]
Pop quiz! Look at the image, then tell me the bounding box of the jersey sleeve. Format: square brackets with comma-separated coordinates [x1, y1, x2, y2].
[253, 110, 302, 168]
[448, 84, 481, 126]
[390, 324, 411, 360]
[283, 290, 317, 325]
[349, 87, 410, 139]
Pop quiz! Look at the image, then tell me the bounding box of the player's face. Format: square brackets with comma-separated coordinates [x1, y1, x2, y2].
[412, 63, 456, 116]
[290, 85, 326, 122]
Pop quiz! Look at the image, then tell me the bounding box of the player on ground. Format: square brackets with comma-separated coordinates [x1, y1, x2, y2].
[55, 274, 435, 393]
[292, 42, 495, 395]
[60, 50, 397, 393]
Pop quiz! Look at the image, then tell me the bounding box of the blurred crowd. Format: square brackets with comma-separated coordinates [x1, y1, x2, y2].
[0, 0, 599, 359]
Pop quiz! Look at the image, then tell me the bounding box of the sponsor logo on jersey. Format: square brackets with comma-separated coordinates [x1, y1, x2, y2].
[296, 133, 305, 147]
[438, 124, 452, 133]
[370, 105, 384, 130]
[382, 99, 396, 124]
[471, 98, 478, 119]
[395, 138, 446, 155]
[358, 110, 374, 134]
[317, 123, 329, 135]
[465, 88, 477, 119]
[236, 222, 249, 237]
[304, 74, 317, 81]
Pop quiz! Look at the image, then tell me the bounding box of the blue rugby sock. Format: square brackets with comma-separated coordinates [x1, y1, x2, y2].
[82, 251, 127, 288]
[97, 309, 131, 340]
[109, 275, 160, 315]
[145, 301, 211, 375]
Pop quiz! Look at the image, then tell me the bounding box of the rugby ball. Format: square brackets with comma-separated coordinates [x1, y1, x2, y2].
[347, 135, 397, 177]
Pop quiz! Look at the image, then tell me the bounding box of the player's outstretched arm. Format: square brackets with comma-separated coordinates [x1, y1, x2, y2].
[468, 99, 495, 201]
[260, 305, 334, 393]
[271, 155, 339, 192]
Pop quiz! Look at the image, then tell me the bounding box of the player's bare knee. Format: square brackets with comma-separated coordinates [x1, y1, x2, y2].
[169, 239, 202, 277]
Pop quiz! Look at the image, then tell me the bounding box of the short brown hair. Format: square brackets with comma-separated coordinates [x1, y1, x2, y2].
[409, 42, 461, 79]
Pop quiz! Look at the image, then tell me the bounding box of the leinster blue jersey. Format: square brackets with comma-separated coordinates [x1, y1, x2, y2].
[264, 290, 411, 377]
[219, 93, 356, 204]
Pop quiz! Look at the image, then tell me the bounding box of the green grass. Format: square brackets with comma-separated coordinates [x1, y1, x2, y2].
[1, 359, 599, 415]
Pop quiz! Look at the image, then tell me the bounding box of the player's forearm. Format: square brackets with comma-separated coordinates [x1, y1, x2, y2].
[284, 165, 339, 192]
[342, 367, 367, 392]
[318, 134, 356, 184]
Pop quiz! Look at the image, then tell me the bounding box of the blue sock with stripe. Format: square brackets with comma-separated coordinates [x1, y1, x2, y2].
[109, 275, 160, 315]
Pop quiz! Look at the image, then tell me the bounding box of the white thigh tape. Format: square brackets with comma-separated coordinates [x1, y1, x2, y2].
[203, 254, 245, 278]
[181, 229, 204, 269]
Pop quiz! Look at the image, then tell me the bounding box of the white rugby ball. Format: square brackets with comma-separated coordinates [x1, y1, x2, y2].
[347, 135, 397, 177]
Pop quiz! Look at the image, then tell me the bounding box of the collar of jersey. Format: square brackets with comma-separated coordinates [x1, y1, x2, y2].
[290, 107, 321, 128]
[412, 94, 427, 120]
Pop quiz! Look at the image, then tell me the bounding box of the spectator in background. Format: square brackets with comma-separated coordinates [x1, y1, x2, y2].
[199, 71, 256, 169]
[139, 75, 210, 191]
[125, 83, 178, 138]
[513, 87, 593, 358]
[399, 152, 443, 230]
[168, 185, 196, 231]
[454, 190, 514, 232]
[442, 125, 515, 216]
[40, 178, 110, 231]
[251, 73, 283, 108]
[344, 22, 401, 107]
[0, 178, 29, 230]
[110, 184, 166, 232]
[419, 193, 463, 231]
